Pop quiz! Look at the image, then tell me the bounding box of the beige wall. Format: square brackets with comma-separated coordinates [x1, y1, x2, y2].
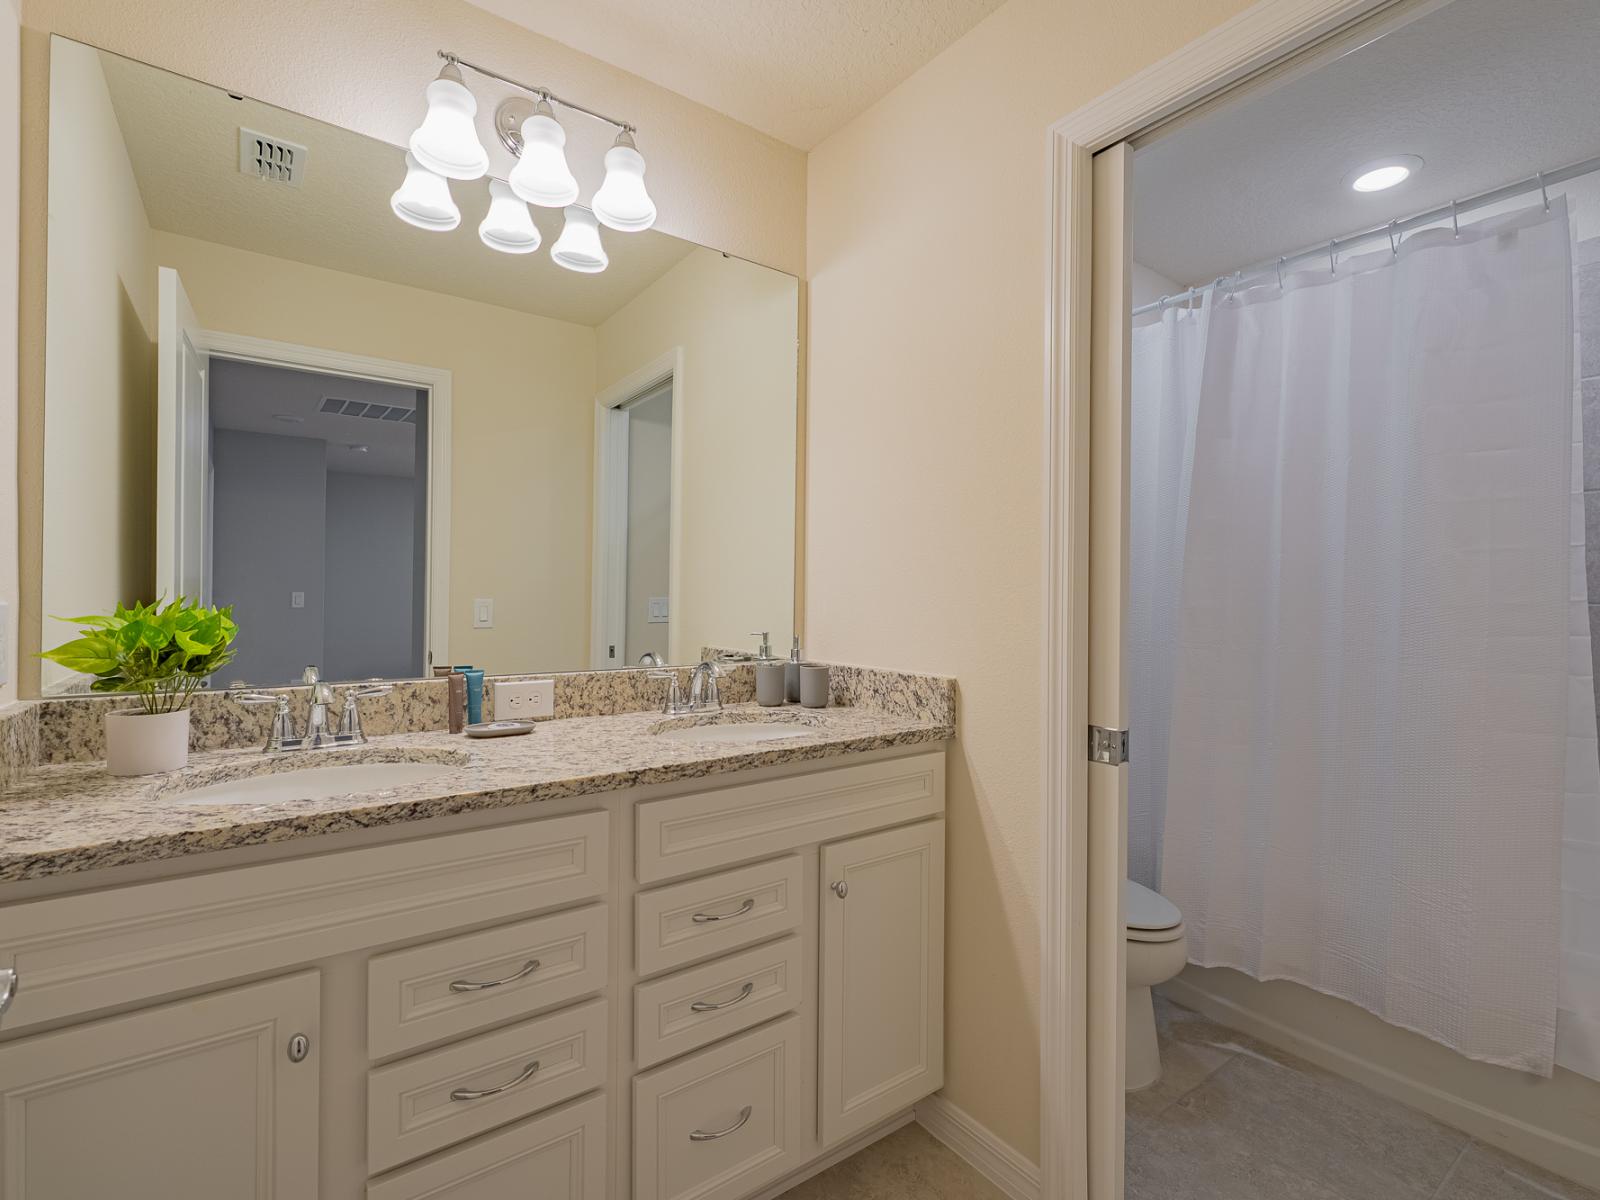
[0, 0, 18, 703]
[805, 0, 1256, 1161]
[40, 38, 155, 688]
[598, 248, 799, 664]
[148, 231, 597, 675]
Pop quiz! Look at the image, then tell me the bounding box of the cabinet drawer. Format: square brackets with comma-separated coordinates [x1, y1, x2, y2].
[634, 1015, 808, 1200]
[636, 752, 944, 882]
[367, 997, 608, 1173]
[367, 1093, 607, 1200]
[634, 935, 803, 1069]
[368, 904, 608, 1058]
[0, 809, 609, 1032]
[636, 856, 802, 977]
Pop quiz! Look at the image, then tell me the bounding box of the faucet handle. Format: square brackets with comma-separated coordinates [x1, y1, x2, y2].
[646, 670, 682, 714]
[302, 665, 320, 685]
[337, 684, 391, 742]
[228, 688, 297, 752]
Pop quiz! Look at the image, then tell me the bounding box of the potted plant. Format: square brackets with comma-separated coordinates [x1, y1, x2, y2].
[41, 598, 239, 776]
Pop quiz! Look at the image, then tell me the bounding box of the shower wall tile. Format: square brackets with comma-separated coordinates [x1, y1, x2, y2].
[1581, 261, 1600, 378]
[1585, 379, 1600, 490]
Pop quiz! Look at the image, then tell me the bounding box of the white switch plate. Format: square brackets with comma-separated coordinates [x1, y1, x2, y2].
[473, 598, 495, 629]
[291, 591, 305, 609]
[495, 678, 553, 719]
[647, 596, 669, 623]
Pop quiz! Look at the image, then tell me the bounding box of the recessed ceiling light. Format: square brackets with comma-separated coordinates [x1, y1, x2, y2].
[271, 413, 305, 424]
[345, 444, 370, 454]
[1345, 155, 1423, 193]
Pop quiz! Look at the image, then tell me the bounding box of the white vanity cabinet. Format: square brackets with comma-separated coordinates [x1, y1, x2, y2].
[0, 972, 322, 1200]
[0, 745, 946, 1200]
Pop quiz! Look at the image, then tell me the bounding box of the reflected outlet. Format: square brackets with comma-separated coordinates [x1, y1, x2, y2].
[494, 679, 553, 719]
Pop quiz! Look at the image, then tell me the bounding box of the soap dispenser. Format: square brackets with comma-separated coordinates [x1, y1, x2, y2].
[785, 635, 803, 704]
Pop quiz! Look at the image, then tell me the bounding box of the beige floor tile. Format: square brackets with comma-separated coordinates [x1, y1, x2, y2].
[1434, 1141, 1600, 1200]
[777, 1123, 1006, 1200]
[1126, 995, 1238, 1122]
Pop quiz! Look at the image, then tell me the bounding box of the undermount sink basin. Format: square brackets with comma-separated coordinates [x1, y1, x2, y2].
[653, 722, 814, 745]
[171, 761, 455, 806]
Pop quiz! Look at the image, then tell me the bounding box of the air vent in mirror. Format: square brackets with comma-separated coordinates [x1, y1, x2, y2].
[319, 396, 416, 422]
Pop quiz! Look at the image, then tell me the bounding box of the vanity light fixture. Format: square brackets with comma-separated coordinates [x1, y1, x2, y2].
[1346, 154, 1423, 193]
[388, 51, 656, 272]
[479, 180, 542, 253]
[390, 152, 461, 231]
[551, 206, 609, 273]
[592, 130, 657, 232]
[408, 62, 489, 181]
[506, 99, 580, 208]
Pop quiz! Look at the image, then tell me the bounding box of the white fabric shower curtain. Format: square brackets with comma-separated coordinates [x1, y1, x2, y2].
[1149, 200, 1581, 1075]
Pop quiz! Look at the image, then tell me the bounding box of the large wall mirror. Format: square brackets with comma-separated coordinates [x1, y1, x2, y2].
[37, 36, 800, 694]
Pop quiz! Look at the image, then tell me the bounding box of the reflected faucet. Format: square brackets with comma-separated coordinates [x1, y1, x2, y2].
[638, 651, 664, 667]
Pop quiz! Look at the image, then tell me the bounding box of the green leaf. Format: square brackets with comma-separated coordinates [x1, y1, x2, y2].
[40, 597, 241, 706]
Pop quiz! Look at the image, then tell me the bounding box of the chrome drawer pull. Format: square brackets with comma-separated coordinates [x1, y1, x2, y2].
[448, 958, 541, 993]
[449, 1059, 541, 1101]
[689, 1105, 753, 1142]
[0, 968, 17, 1021]
[690, 981, 755, 1013]
[691, 898, 755, 924]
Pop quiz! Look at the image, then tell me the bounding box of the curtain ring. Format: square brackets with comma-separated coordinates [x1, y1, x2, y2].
[1328, 240, 1337, 276]
[1157, 294, 1169, 312]
[1537, 171, 1550, 212]
[1276, 256, 1286, 289]
[1451, 199, 1460, 238]
[1387, 220, 1399, 257]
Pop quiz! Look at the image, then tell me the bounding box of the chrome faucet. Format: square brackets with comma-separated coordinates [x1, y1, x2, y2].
[229, 667, 393, 754]
[688, 661, 723, 712]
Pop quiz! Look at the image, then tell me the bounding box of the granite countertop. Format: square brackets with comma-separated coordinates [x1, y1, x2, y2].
[0, 704, 952, 883]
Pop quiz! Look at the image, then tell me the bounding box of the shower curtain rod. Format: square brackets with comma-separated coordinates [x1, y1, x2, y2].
[1132, 151, 1600, 316]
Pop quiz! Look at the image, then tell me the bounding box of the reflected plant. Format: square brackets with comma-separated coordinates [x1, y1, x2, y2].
[40, 597, 239, 714]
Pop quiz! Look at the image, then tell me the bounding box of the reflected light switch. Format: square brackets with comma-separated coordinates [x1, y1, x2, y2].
[648, 596, 669, 624]
[473, 598, 495, 629]
[291, 591, 305, 609]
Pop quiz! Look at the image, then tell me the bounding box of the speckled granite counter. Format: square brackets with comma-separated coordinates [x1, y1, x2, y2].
[0, 702, 953, 883]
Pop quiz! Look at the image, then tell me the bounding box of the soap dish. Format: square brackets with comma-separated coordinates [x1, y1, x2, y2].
[466, 720, 536, 739]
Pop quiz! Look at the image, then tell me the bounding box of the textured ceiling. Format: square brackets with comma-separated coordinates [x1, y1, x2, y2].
[462, 0, 1007, 150]
[98, 51, 697, 328]
[1133, 0, 1600, 287]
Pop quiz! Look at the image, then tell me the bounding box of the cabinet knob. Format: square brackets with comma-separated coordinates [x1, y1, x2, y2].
[831, 880, 848, 899]
[286, 1033, 311, 1063]
[0, 968, 17, 1021]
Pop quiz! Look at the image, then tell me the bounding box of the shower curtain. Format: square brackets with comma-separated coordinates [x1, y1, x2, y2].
[1138, 198, 1594, 1076]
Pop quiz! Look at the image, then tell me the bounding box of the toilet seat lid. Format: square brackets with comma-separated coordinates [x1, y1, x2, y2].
[1124, 880, 1181, 932]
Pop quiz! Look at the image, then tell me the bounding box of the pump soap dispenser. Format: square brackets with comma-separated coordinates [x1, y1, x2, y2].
[785, 635, 803, 704]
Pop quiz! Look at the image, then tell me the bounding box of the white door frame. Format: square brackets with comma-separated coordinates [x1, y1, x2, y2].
[1038, 0, 1414, 1196]
[590, 348, 684, 669]
[193, 330, 453, 674]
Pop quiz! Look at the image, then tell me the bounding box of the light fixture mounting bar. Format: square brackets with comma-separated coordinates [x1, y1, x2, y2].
[439, 50, 636, 134]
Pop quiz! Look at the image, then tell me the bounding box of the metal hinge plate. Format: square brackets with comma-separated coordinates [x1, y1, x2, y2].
[1088, 725, 1129, 766]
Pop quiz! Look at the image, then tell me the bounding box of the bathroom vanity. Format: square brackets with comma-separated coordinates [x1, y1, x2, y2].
[0, 697, 950, 1200]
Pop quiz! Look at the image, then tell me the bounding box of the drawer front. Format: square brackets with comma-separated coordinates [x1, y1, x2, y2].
[634, 1015, 808, 1200]
[636, 857, 802, 978]
[368, 905, 609, 1058]
[634, 936, 803, 1069]
[1, 810, 609, 1033]
[367, 997, 608, 1173]
[636, 752, 944, 882]
[366, 1093, 607, 1200]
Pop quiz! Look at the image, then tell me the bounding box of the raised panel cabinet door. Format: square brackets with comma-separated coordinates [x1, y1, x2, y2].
[0, 971, 321, 1200]
[818, 818, 945, 1146]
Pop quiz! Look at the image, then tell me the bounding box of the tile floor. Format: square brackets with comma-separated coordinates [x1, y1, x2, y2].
[788, 998, 1599, 1200]
[1126, 996, 1600, 1200]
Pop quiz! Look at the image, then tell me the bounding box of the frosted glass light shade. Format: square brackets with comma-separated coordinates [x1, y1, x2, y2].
[408, 68, 488, 181]
[508, 101, 580, 208]
[592, 135, 656, 232]
[390, 153, 460, 231]
[479, 180, 541, 254]
[551, 207, 608, 273]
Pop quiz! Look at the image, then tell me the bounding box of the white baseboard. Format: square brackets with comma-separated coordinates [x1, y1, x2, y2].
[742, 1110, 915, 1200]
[1164, 975, 1600, 1192]
[915, 1093, 1042, 1200]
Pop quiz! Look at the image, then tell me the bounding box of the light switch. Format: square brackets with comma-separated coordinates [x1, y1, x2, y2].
[291, 591, 305, 609]
[648, 596, 669, 624]
[473, 598, 495, 629]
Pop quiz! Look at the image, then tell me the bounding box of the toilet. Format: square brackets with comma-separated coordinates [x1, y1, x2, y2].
[1124, 879, 1187, 1091]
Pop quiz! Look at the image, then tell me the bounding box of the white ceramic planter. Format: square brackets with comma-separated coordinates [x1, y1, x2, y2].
[104, 708, 191, 776]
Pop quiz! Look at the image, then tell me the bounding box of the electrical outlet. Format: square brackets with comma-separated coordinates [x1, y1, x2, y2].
[495, 678, 553, 719]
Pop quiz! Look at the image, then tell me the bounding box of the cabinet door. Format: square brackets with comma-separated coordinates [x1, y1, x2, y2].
[0, 972, 320, 1200]
[818, 819, 945, 1146]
